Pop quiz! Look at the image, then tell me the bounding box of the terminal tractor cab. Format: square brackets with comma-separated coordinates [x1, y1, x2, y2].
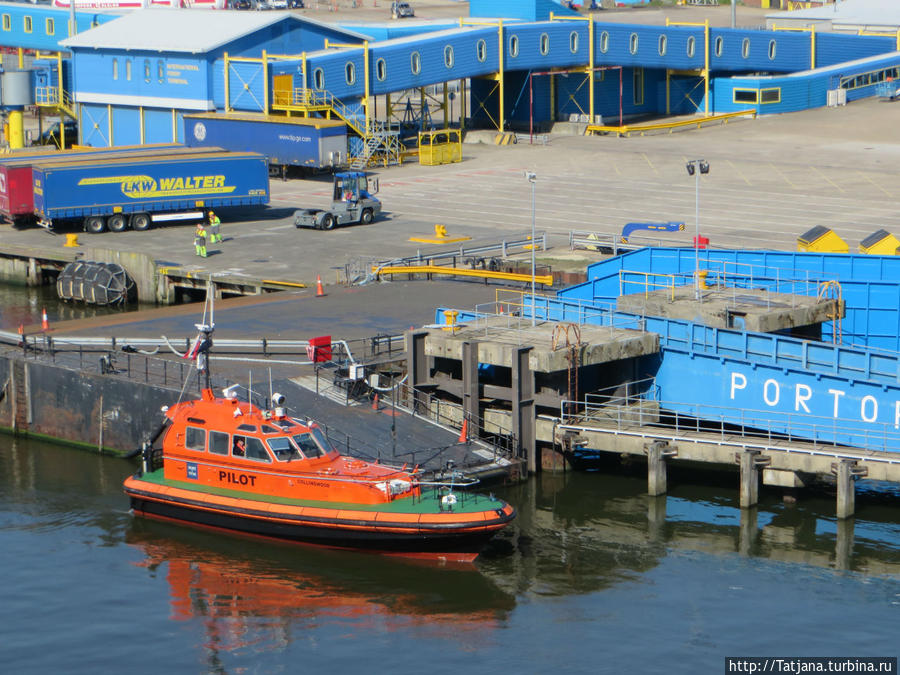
[293, 171, 382, 230]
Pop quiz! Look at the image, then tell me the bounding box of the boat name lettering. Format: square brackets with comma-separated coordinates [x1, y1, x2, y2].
[295, 479, 330, 489]
[218, 470, 257, 487]
[729, 371, 900, 427]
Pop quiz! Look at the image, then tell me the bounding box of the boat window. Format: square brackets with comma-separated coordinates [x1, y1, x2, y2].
[185, 426, 205, 452]
[237, 424, 257, 432]
[268, 437, 302, 461]
[245, 437, 272, 462]
[292, 432, 324, 458]
[261, 424, 280, 434]
[310, 426, 334, 455]
[209, 430, 229, 455]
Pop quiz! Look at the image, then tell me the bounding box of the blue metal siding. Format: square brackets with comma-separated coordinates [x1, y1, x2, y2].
[111, 107, 141, 146]
[143, 108, 174, 145]
[72, 51, 210, 107]
[815, 33, 895, 68]
[79, 104, 110, 147]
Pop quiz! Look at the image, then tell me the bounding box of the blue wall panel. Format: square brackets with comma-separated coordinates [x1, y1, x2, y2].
[143, 108, 174, 145]
[79, 104, 110, 147]
[111, 107, 140, 146]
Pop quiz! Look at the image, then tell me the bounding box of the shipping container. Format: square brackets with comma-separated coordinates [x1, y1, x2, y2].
[32, 151, 269, 233]
[183, 113, 348, 173]
[0, 144, 225, 225]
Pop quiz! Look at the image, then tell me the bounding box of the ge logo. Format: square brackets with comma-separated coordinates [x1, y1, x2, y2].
[193, 122, 207, 142]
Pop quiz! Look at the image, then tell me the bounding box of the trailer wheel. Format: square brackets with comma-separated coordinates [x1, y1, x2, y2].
[360, 208, 374, 225]
[321, 213, 335, 230]
[131, 213, 151, 231]
[85, 216, 106, 234]
[108, 214, 128, 233]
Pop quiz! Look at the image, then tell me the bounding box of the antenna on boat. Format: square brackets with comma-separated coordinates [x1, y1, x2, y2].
[190, 281, 215, 392]
[268, 367, 273, 408]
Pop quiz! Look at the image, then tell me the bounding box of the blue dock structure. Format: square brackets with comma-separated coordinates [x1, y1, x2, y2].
[2, 0, 900, 160]
[422, 246, 900, 518]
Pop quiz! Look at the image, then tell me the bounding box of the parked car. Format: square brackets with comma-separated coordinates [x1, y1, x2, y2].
[230, 0, 251, 8]
[390, 1, 413, 19]
[269, 0, 303, 7]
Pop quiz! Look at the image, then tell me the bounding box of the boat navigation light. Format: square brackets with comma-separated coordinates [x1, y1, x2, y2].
[160, 405, 169, 413]
[223, 384, 240, 399]
[272, 393, 285, 406]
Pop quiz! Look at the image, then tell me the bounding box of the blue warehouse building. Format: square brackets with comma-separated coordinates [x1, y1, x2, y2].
[0, 0, 897, 152]
[58, 10, 367, 146]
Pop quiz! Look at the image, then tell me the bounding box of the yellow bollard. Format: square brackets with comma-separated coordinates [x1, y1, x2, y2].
[698, 270, 709, 290]
[442, 309, 459, 332]
[64, 233, 80, 248]
[434, 224, 447, 238]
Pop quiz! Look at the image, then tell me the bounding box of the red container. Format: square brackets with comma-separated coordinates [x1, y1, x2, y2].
[306, 335, 332, 363]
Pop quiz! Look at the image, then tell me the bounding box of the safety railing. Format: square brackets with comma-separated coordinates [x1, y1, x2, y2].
[619, 270, 681, 301]
[569, 230, 689, 255]
[586, 110, 756, 137]
[559, 396, 900, 456]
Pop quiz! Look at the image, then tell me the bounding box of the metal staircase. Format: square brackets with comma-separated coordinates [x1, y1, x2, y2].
[34, 86, 77, 122]
[272, 88, 403, 168]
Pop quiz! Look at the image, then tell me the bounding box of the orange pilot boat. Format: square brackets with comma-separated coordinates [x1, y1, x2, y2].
[124, 321, 515, 563]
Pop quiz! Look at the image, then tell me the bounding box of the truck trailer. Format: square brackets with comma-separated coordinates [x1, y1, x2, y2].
[183, 113, 348, 174]
[0, 144, 225, 226]
[32, 151, 270, 233]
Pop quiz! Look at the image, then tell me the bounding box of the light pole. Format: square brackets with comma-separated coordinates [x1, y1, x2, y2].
[525, 171, 537, 326]
[685, 159, 709, 301]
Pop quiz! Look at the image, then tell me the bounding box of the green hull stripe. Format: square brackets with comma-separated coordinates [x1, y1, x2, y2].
[136, 469, 505, 515]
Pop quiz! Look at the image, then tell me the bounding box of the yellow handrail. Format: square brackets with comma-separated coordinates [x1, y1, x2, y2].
[373, 265, 553, 285]
[587, 109, 755, 137]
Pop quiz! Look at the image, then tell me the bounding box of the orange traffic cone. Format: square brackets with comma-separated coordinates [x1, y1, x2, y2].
[371, 393, 379, 410]
[315, 274, 325, 297]
[458, 418, 468, 443]
[41, 308, 49, 331]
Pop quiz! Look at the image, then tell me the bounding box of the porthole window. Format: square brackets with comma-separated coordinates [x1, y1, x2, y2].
[742, 37, 750, 59]
[768, 39, 776, 60]
[410, 51, 421, 75]
[687, 36, 696, 58]
[540, 32, 549, 55]
[157, 59, 164, 84]
[46, 18, 54, 35]
[569, 31, 579, 53]
[444, 45, 454, 68]
[345, 61, 355, 85]
[476, 39, 486, 62]
[2, 14, 10, 32]
[714, 36, 723, 57]
[23, 16, 32, 33]
[599, 31, 609, 53]
[313, 67, 324, 89]
[658, 34, 667, 56]
[143, 59, 151, 83]
[125, 59, 132, 81]
[509, 35, 519, 57]
[112, 58, 118, 81]
[629, 33, 638, 55]
[375, 58, 386, 81]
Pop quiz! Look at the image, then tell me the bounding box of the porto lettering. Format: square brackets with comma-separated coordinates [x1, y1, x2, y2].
[730, 371, 900, 427]
[218, 470, 256, 487]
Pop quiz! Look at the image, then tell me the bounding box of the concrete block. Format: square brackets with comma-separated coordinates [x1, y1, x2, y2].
[763, 468, 806, 488]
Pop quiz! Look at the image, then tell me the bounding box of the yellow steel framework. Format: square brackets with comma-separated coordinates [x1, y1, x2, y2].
[32, 51, 78, 149]
[856, 28, 900, 51]
[665, 19, 710, 116]
[550, 12, 596, 122]
[770, 24, 817, 69]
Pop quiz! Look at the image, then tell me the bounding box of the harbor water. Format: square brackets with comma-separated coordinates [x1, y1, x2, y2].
[2, 435, 898, 674]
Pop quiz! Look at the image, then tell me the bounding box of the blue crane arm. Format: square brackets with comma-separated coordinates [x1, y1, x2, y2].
[621, 221, 686, 243]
